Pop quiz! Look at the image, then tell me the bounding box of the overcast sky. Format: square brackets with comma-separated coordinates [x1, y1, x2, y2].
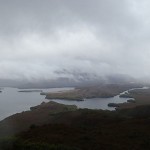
[0, 0, 150, 81]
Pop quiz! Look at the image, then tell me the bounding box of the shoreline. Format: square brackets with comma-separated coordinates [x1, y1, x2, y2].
[45, 84, 142, 101]
[0, 84, 147, 122]
[108, 87, 150, 110]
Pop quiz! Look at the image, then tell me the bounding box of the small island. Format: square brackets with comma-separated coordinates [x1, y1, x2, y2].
[18, 90, 43, 92]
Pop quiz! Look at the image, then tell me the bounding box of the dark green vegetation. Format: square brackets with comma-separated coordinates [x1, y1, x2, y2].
[1, 106, 150, 150]
[0, 102, 77, 138]
[45, 84, 141, 100]
[0, 137, 79, 150]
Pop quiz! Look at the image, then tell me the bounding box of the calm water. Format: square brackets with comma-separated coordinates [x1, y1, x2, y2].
[0, 87, 145, 120]
[0, 87, 74, 120]
[51, 95, 129, 111]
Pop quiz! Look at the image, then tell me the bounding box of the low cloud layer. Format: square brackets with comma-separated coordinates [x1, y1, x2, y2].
[0, 0, 150, 81]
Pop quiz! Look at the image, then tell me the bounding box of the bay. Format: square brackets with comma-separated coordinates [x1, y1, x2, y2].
[0, 87, 73, 120]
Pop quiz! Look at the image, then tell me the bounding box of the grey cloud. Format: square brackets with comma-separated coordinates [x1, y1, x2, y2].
[0, 0, 150, 82]
[0, 0, 137, 36]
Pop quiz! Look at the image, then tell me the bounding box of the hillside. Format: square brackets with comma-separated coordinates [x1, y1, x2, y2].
[1, 105, 150, 150]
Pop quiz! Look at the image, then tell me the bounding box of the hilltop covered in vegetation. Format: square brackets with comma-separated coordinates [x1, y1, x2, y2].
[1, 104, 150, 150]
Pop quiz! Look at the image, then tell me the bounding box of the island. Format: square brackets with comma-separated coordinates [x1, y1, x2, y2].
[18, 90, 43, 92]
[45, 84, 141, 101]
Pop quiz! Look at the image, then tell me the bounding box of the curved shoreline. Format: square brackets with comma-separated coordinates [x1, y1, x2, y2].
[108, 87, 150, 110]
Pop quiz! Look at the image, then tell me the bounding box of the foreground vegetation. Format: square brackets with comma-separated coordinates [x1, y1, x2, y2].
[1, 104, 150, 149]
[0, 106, 150, 150]
[0, 84, 150, 150]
